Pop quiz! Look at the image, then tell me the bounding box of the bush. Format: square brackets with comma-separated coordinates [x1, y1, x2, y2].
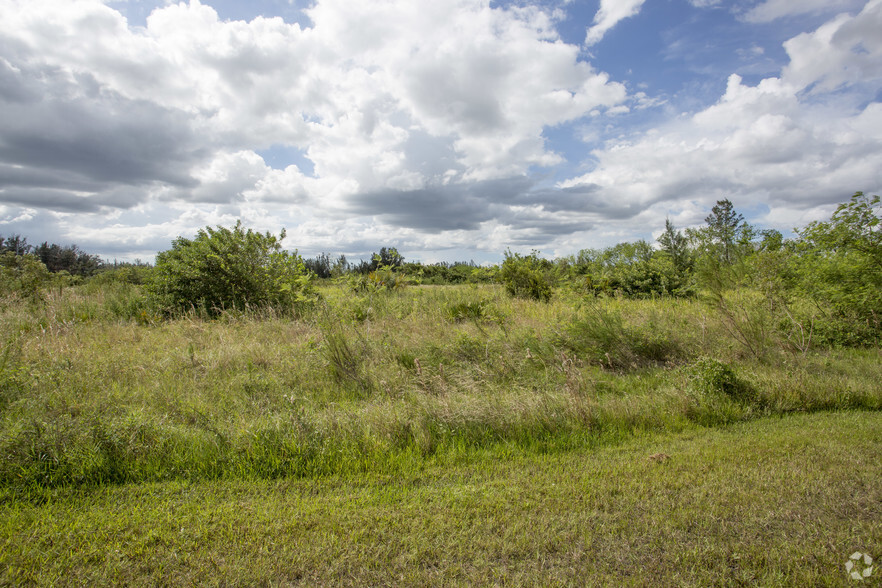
[443, 300, 487, 322]
[346, 264, 405, 294]
[793, 192, 882, 345]
[557, 305, 682, 370]
[0, 252, 52, 300]
[686, 357, 753, 401]
[684, 357, 756, 425]
[570, 241, 689, 297]
[147, 221, 315, 316]
[498, 250, 554, 302]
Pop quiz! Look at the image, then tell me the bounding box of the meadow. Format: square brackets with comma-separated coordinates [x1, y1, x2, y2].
[0, 277, 880, 584]
[2, 281, 880, 493]
[2, 192, 882, 584]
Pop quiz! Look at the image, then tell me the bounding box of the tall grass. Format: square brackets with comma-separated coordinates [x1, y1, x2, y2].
[1, 282, 880, 495]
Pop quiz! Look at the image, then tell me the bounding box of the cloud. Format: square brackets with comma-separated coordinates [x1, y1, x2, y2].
[561, 0, 882, 233]
[0, 0, 627, 215]
[585, 0, 646, 46]
[0, 58, 205, 212]
[1, 0, 880, 261]
[742, 0, 865, 23]
[782, 0, 882, 93]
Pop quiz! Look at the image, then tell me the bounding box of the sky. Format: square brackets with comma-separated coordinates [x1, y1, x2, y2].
[0, 0, 880, 264]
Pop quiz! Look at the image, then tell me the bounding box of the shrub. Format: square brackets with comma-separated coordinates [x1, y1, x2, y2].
[686, 356, 753, 401]
[347, 264, 405, 294]
[444, 300, 488, 322]
[683, 356, 756, 425]
[792, 192, 882, 346]
[0, 252, 52, 300]
[557, 305, 682, 370]
[147, 221, 315, 316]
[498, 249, 554, 302]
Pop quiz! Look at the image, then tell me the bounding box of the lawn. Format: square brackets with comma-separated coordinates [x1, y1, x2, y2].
[2, 411, 880, 586]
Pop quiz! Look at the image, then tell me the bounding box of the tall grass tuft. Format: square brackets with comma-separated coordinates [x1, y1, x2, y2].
[557, 303, 684, 370]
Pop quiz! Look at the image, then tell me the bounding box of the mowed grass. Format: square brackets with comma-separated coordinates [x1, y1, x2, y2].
[1, 411, 880, 586]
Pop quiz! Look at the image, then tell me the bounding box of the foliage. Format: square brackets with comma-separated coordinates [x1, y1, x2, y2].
[374, 246, 404, 269]
[34, 242, 101, 277]
[686, 356, 752, 400]
[793, 192, 882, 344]
[303, 252, 333, 279]
[0, 234, 32, 255]
[0, 252, 53, 300]
[443, 299, 489, 322]
[147, 221, 315, 315]
[90, 265, 153, 287]
[498, 249, 554, 302]
[352, 247, 405, 274]
[557, 304, 683, 369]
[571, 241, 688, 297]
[346, 264, 406, 293]
[700, 198, 751, 265]
[401, 260, 495, 285]
[657, 218, 692, 273]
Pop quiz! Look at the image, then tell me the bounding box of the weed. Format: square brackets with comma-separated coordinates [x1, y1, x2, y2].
[443, 300, 487, 322]
[557, 304, 683, 370]
[322, 327, 373, 396]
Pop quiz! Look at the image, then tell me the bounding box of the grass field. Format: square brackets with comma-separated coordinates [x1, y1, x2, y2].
[1, 282, 880, 584]
[1, 411, 880, 586]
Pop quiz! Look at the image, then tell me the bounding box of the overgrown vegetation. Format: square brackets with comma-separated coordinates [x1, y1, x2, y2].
[0, 193, 880, 584]
[0, 192, 879, 495]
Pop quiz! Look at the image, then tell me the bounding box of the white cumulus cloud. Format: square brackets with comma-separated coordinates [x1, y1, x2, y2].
[562, 1, 882, 233]
[585, 0, 646, 46]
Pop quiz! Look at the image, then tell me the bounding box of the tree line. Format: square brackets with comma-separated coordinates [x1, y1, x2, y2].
[0, 236, 103, 277]
[2, 192, 879, 345]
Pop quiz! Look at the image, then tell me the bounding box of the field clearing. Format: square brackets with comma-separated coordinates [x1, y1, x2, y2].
[1, 281, 881, 584]
[1, 284, 880, 491]
[2, 411, 880, 586]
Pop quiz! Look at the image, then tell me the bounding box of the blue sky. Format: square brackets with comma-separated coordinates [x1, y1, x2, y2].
[0, 0, 880, 263]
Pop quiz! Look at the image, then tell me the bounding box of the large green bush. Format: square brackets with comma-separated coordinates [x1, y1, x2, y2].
[148, 222, 315, 315]
[793, 192, 882, 345]
[0, 252, 52, 300]
[498, 249, 554, 302]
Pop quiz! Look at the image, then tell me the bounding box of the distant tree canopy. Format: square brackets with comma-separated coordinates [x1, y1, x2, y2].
[1, 235, 102, 277]
[3, 192, 879, 344]
[0, 234, 32, 256]
[350, 247, 405, 274]
[34, 242, 101, 277]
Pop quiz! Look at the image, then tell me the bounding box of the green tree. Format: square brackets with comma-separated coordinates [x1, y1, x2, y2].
[34, 242, 101, 277]
[148, 221, 315, 315]
[798, 192, 881, 266]
[0, 235, 31, 255]
[373, 247, 404, 270]
[793, 192, 882, 343]
[703, 199, 747, 264]
[0, 252, 51, 299]
[657, 218, 691, 273]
